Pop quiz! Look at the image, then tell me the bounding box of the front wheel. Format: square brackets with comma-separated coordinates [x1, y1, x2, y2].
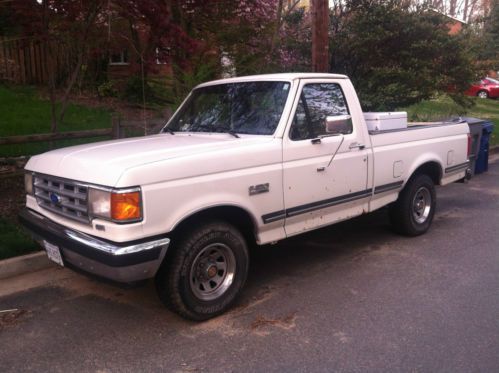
[477, 90, 489, 99]
[389, 174, 436, 236]
[155, 221, 249, 320]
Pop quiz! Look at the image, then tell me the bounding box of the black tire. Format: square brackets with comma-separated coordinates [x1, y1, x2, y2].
[155, 221, 249, 321]
[389, 174, 436, 236]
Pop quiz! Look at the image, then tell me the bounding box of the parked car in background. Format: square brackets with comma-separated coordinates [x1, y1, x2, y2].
[465, 77, 499, 99]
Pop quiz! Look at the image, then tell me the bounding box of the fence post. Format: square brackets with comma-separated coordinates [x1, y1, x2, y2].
[112, 115, 122, 139]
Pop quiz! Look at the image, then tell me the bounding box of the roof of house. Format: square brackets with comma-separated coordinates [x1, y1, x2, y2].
[429, 8, 467, 24]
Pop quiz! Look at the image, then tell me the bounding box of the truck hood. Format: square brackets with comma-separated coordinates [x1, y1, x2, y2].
[26, 133, 273, 186]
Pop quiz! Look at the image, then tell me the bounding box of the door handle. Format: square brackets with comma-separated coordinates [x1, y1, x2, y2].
[317, 166, 326, 172]
[349, 142, 365, 150]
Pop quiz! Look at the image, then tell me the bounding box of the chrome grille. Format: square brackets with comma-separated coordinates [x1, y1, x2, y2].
[33, 174, 89, 224]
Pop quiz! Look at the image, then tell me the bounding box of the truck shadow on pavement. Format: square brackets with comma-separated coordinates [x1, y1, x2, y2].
[0, 209, 394, 328]
[0, 181, 475, 336]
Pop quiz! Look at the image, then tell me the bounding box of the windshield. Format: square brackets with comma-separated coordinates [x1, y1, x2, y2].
[164, 81, 291, 135]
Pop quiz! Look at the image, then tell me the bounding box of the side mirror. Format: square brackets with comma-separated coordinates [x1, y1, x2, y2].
[325, 115, 352, 134]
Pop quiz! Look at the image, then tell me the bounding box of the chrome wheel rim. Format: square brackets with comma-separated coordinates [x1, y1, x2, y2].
[478, 91, 488, 99]
[189, 243, 236, 301]
[412, 187, 431, 224]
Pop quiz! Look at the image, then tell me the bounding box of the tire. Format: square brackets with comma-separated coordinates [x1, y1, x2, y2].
[389, 174, 436, 236]
[155, 221, 249, 320]
[477, 90, 489, 99]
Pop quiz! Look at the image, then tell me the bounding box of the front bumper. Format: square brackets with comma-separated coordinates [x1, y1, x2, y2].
[19, 208, 170, 283]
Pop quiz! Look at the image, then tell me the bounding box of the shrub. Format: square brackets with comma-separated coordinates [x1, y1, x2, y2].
[330, 0, 476, 111]
[97, 80, 118, 98]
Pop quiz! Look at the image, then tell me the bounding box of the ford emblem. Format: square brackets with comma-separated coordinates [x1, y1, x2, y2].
[49, 192, 60, 204]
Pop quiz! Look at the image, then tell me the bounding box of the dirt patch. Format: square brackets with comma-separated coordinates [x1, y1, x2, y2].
[250, 312, 297, 336]
[0, 309, 31, 329]
[230, 286, 275, 314]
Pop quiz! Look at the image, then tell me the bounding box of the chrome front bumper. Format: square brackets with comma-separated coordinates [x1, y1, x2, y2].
[19, 208, 170, 283]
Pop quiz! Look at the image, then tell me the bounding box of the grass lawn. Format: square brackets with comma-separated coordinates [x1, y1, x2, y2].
[0, 85, 113, 259]
[401, 96, 499, 145]
[0, 218, 39, 260]
[0, 85, 113, 157]
[0, 174, 39, 259]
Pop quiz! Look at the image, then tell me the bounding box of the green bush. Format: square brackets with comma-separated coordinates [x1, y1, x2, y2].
[97, 80, 118, 98]
[120, 75, 157, 104]
[330, 0, 476, 111]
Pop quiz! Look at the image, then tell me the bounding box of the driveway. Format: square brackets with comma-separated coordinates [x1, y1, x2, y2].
[1, 159, 498, 373]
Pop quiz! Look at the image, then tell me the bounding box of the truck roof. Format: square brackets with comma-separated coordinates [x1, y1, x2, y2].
[196, 73, 349, 88]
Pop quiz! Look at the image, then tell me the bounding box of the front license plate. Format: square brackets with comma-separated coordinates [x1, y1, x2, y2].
[43, 240, 64, 267]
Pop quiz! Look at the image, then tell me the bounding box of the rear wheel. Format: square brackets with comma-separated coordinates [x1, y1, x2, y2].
[155, 221, 249, 320]
[477, 90, 489, 99]
[389, 174, 436, 236]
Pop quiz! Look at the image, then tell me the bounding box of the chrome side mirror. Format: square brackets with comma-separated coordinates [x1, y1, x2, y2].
[325, 115, 352, 134]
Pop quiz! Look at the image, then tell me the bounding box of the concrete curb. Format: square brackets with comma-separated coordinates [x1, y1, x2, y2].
[0, 251, 52, 280]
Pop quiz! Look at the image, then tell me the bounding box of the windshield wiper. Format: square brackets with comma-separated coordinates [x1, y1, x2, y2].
[193, 124, 240, 138]
[163, 127, 175, 135]
[226, 130, 240, 138]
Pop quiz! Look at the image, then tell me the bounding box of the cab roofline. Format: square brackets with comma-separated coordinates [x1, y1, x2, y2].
[195, 73, 349, 89]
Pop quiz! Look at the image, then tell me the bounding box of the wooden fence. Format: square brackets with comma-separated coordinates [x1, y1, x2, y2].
[0, 36, 70, 85]
[0, 128, 114, 146]
[0, 127, 115, 177]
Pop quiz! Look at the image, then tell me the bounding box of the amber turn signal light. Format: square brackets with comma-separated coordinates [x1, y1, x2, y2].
[111, 191, 141, 221]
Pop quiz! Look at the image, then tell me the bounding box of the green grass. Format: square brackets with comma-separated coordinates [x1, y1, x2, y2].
[401, 96, 499, 145]
[0, 218, 39, 260]
[0, 85, 113, 157]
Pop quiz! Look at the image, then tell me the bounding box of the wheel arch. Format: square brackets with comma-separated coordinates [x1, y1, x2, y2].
[169, 204, 258, 246]
[408, 161, 443, 186]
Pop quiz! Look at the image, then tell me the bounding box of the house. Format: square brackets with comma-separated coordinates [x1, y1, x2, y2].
[429, 8, 467, 35]
[106, 10, 172, 82]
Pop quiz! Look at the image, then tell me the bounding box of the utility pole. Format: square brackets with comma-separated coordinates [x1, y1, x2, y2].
[311, 0, 329, 72]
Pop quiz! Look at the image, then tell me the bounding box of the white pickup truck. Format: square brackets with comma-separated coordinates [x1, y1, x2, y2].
[20, 73, 472, 320]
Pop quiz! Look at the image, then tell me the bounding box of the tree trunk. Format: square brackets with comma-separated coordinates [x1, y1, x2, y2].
[48, 72, 58, 133]
[449, 0, 457, 16]
[58, 3, 101, 123]
[463, 0, 469, 22]
[311, 0, 329, 72]
[270, 0, 284, 57]
[58, 53, 84, 123]
[42, 1, 58, 133]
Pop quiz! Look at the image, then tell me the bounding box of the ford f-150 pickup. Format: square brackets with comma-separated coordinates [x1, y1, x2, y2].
[20, 73, 472, 320]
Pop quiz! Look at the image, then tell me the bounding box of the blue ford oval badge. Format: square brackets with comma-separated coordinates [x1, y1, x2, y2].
[50, 192, 60, 204]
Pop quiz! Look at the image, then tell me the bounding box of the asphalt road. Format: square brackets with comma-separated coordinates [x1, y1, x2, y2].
[1, 159, 498, 373]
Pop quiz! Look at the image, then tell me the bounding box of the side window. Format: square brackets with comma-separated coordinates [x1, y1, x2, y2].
[290, 83, 350, 141]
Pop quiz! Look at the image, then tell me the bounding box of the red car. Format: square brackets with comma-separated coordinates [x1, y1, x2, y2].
[465, 77, 499, 99]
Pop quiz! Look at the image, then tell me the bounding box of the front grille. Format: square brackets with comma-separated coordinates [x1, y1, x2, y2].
[33, 174, 90, 224]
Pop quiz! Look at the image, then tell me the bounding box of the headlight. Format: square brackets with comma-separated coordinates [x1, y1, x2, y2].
[24, 173, 34, 196]
[89, 187, 142, 223]
[89, 188, 111, 219]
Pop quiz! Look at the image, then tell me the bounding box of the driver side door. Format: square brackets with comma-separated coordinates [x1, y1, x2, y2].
[282, 80, 370, 236]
